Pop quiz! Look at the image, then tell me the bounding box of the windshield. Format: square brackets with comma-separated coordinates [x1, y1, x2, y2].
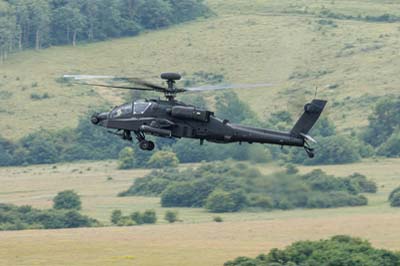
[110, 103, 133, 118]
[134, 101, 151, 114]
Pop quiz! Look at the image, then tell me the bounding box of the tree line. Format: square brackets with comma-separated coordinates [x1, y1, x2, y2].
[0, 92, 399, 167]
[0, 0, 210, 62]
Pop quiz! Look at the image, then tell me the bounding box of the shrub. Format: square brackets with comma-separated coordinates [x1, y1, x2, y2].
[389, 187, 400, 207]
[53, 190, 82, 210]
[164, 210, 178, 223]
[205, 190, 246, 213]
[118, 147, 135, 169]
[142, 210, 157, 224]
[213, 216, 223, 222]
[378, 130, 400, 157]
[147, 150, 179, 168]
[130, 211, 143, 225]
[111, 210, 122, 225]
[0, 203, 98, 231]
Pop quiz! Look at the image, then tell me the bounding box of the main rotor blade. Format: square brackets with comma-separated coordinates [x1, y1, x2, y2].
[63, 75, 116, 80]
[126, 78, 168, 91]
[184, 83, 273, 91]
[78, 83, 153, 91]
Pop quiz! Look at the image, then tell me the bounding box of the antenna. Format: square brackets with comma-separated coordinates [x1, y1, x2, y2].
[314, 86, 318, 99]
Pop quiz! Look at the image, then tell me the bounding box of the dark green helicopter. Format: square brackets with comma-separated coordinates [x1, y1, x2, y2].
[64, 73, 326, 158]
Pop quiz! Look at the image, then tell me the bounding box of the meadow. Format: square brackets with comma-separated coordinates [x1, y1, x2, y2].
[0, 158, 399, 265]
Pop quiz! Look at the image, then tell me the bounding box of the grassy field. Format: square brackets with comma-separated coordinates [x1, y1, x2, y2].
[1, 0, 400, 139]
[0, 158, 399, 265]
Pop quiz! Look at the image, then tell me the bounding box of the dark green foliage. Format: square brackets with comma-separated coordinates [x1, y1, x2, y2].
[131, 210, 157, 224]
[205, 189, 247, 212]
[213, 216, 223, 222]
[111, 210, 122, 225]
[130, 211, 144, 225]
[290, 135, 362, 165]
[224, 235, 400, 266]
[53, 190, 82, 210]
[0, 203, 98, 231]
[363, 97, 400, 147]
[1, 0, 210, 57]
[147, 150, 179, 168]
[389, 187, 400, 207]
[120, 162, 375, 212]
[216, 91, 257, 123]
[142, 210, 157, 224]
[378, 130, 400, 157]
[118, 147, 135, 169]
[164, 210, 178, 223]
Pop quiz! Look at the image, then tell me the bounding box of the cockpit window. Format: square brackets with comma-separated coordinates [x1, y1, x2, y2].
[134, 101, 151, 114]
[110, 103, 133, 118]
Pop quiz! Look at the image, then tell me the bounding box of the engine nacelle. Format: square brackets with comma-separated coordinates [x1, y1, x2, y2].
[171, 106, 212, 122]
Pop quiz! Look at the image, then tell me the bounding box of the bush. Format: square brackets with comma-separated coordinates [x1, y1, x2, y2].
[130, 211, 144, 225]
[213, 216, 223, 222]
[378, 130, 400, 157]
[224, 235, 400, 266]
[111, 210, 122, 225]
[122, 162, 376, 212]
[0, 203, 98, 231]
[142, 210, 157, 224]
[389, 187, 400, 207]
[164, 210, 178, 223]
[118, 147, 135, 169]
[205, 190, 246, 213]
[53, 190, 82, 210]
[147, 150, 179, 168]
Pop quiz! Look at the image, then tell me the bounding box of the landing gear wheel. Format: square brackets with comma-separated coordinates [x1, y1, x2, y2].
[139, 140, 150, 150]
[147, 141, 155, 151]
[304, 145, 315, 158]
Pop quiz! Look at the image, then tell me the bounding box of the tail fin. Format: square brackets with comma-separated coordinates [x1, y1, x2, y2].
[291, 99, 327, 136]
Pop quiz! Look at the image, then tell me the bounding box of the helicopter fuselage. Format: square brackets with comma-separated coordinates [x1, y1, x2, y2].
[91, 98, 313, 153]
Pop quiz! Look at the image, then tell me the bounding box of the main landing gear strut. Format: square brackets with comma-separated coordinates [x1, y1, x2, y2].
[134, 131, 155, 151]
[304, 142, 315, 158]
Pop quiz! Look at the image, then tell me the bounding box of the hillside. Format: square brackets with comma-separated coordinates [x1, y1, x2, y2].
[1, 0, 400, 139]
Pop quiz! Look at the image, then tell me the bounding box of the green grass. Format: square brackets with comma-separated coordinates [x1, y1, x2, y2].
[0, 158, 400, 266]
[1, 0, 400, 139]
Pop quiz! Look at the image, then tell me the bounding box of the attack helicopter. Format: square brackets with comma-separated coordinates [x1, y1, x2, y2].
[64, 73, 327, 158]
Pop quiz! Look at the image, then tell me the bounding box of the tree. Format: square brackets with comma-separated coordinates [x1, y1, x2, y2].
[164, 210, 178, 223]
[53, 190, 82, 210]
[378, 129, 400, 157]
[111, 209, 122, 225]
[147, 150, 179, 168]
[118, 147, 136, 169]
[215, 92, 256, 123]
[363, 97, 400, 147]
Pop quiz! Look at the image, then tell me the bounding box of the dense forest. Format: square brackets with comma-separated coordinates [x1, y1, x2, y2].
[0, 0, 210, 61]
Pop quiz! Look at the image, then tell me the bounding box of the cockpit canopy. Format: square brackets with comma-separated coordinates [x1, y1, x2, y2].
[110, 100, 152, 118]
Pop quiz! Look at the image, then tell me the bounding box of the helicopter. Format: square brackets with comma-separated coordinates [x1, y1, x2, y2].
[64, 73, 327, 158]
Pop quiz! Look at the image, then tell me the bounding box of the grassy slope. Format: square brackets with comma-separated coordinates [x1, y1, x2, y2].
[0, 158, 399, 265]
[1, 0, 400, 140]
